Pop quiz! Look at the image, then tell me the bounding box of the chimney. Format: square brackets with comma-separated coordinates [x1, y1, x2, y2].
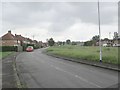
[8, 30, 11, 34]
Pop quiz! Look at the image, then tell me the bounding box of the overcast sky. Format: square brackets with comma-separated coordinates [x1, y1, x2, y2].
[1, 0, 118, 42]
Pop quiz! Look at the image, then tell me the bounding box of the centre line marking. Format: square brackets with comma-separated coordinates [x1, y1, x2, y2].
[49, 64, 102, 88]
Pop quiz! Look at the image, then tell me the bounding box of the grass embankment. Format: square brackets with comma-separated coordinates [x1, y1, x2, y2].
[0, 52, 13, 59]
[46, 45, 118, 65]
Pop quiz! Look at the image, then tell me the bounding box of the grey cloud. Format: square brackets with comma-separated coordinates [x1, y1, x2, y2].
[2, 2, 118, 34]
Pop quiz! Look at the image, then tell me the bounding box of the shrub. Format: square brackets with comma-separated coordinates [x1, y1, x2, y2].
[22, 44, 40, 51]
[1, 46, 18, 52]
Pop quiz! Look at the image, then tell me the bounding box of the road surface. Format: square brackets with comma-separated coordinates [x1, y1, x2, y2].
[16, 49, 118, 88]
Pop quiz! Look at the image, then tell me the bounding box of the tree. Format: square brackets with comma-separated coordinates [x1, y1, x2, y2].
[84, 40, 93, 46]
[57, 41, 63, 46]
[63, 42, 65, 45]
[92, 35, 99, 41]
[72, 41, 77, 45]
[66, 39, 71, 44]
[48, 38, 55, 46]
[92, 35, 99, 46]
[113, 32, 119, 40]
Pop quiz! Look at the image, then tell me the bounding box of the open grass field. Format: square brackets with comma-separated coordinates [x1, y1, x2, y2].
[46, 45, 119, 65]
[0, 52, 13, 59]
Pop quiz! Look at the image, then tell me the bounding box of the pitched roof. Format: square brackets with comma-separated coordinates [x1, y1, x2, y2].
[26, 38, 33, 42]
[33, 40, 38, 43]
[15, 34, 26, 41]
[1, 31, 17, 40]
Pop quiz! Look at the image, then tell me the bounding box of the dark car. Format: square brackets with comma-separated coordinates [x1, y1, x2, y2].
[26, 46, 34, 52]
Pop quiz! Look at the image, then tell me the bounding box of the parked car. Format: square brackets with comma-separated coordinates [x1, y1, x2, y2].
[26, 46, 34, 52]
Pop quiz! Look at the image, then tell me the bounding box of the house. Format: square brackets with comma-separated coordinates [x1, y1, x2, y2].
[0, 31, 21, 46]
[33, 40, 39, 47]
[26, 38, 33, 44]
[96, 38, 113, 47]
[15, 34, 27, 46]
[33, 40, 38, 45]
[42, 42, 48, 47]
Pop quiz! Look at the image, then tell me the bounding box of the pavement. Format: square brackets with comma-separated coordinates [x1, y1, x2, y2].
[16, 48, 119, 88]
[2, 52, 21, 88]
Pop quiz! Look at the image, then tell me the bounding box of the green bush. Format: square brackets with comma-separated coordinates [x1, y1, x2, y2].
[1, 46, 18, 52]
[22, 44, 40, 51]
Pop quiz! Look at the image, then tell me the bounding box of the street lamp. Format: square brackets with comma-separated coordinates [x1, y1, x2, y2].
[98, 0, 102, 62]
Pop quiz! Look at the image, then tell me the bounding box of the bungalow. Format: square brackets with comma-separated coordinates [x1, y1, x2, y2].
[0, 31, 21, 46]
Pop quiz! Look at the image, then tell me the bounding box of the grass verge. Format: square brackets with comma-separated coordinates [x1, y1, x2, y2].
[0, 52, 13, 59]
[46, 45, 118, 65]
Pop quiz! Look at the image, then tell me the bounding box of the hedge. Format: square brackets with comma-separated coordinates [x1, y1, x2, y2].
[0, 46, 18, 52]
[0, 44, 41, 52]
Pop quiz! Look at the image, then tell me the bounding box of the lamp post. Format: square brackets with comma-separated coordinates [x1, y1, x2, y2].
[98, 0, 102, 62]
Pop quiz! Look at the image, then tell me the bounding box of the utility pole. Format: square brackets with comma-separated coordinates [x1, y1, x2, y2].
[98, 0, 102, 62]
[109, 32, 111, 39]
[32, 35, 35, 40]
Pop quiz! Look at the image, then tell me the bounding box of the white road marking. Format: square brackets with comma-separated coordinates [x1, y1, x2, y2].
[49, 64, 102, 88]
[52, 58, 98, 72]
[74, 75, 101, 88]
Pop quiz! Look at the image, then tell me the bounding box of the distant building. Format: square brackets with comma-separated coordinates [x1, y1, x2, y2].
[96, 38, 120, 47]
[101, 39, 113, 47]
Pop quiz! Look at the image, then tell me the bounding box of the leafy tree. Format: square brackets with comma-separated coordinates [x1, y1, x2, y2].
[48, 38, 55, 46]
[66, 39, 71, 44]
[57, 41, 63, 45]
[113, 32, 119, 40]
[72, 41, 77, 45]
[84, 40, 93, 46]
[92, 35, 99, 41]
[92, 35, 99, 46]
[63, 42, 65, 45]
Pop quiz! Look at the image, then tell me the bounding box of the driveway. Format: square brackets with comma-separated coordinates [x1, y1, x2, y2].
[16, 48, 118, 88]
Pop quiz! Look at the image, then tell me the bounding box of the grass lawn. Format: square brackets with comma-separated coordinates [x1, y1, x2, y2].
[46, 45, 118, 65]
[0, 52, 13, 59]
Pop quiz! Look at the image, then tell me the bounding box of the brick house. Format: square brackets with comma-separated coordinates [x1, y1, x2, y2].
[26, 38, 33, 44]
[0, 31, 21, 46]
[15, 34, 29, 46]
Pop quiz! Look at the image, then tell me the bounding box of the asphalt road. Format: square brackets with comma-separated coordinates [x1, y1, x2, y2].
[16, 48, 118, 88]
